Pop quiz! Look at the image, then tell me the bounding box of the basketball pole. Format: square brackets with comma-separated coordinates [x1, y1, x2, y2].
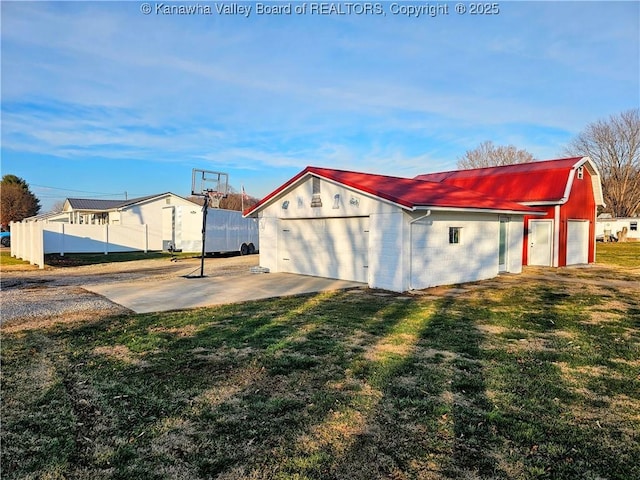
[199, 195, 209, 277]
[191, 169, 228, 278]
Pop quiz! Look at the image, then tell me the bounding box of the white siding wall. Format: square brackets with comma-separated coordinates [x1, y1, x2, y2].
[253, 176, 528, 292]
[256, 176, 397, 280]
[369, 211, 406, 291]
[408, 212, 502, 290]
[257, 215, 279, 272]
[119, 195, 197, 250]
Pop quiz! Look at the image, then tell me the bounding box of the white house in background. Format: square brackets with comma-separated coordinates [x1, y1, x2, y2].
[596, 215, 640, 241]
[28, 193, 199, 226]
[24, 193, 200, 252]
[243, 166, 544, 292]
[21, 193, 258, 255]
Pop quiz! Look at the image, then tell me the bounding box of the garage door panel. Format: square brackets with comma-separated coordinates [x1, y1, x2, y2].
[567, 220, 589, 265]
[279, 217, 369, 283]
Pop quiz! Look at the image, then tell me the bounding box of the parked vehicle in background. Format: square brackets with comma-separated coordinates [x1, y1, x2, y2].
[0, 229, 10, 247]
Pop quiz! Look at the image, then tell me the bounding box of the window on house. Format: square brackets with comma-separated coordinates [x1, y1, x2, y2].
[311, 177, 322, 207]
[449, 227, 461, 244]
[577, 166, 584, 180]
[631, 221, 638, 231]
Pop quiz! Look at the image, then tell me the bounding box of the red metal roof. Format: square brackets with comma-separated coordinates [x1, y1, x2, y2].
[244, 166, 542, 216]
[415, 157, 585, 204]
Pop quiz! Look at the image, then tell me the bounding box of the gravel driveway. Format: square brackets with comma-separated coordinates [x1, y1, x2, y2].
[0, 255, 258, 330]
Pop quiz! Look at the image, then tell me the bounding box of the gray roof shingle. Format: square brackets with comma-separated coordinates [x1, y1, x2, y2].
[66, 193, 167, 211]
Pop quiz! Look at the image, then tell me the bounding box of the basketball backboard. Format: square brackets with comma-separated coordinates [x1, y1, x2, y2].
[191, 169, 229, 198]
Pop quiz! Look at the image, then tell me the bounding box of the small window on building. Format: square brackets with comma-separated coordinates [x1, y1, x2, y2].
[631, 221, 638, 231]
[449, 227, 461, 244]
[311, 177, 322, 207]
[577, 166, 584, 180]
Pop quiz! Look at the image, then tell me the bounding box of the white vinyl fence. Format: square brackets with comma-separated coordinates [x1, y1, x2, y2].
[10, 222, 157, 269]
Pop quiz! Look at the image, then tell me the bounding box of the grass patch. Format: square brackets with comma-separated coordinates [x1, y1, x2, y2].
[0, 250, 31, 267]
[3, 256, 638, 479]
[596, 242, 640, 268]
[44, 251, 195, 267]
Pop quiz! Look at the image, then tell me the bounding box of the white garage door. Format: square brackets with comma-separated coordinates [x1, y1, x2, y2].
[279, 217, 369, 283]
[567, 220, 589, 265]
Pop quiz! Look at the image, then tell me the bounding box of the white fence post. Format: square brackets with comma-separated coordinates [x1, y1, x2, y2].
[60, 223, 65, 256]
[104, 224, 109, 255]
[36, 222, 44, 269]
[9, 221, 16, 258]
[29, 221, 35, 265]
[145, 224, 148, 253]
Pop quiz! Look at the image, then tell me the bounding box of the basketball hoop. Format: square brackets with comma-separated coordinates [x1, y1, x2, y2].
[192, 169, 229, 199]
[190, 168, 230, 278]
[205, 190, 224, 208]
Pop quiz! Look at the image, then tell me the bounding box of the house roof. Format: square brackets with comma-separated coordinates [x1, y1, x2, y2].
[415, 157, 604, 206]
[66, 193, 191, 211]
[66, 198, 134, 210]
[244, 166, 543, 216]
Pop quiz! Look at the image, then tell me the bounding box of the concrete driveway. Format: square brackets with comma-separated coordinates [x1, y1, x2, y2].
[84, 272, 365, 314]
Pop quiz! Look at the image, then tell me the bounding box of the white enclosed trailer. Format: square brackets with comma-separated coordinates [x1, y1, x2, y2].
[162, 206, 259, 255]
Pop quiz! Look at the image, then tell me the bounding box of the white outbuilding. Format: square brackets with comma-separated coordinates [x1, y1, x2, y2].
[244, 166, 543, 292]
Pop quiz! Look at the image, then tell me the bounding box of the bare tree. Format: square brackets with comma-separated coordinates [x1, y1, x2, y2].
[457, 141, 536, 170]
[565, 109, 640, 217]
[187, 191, 259, 211]
[1, 175, 41, 226]
[219, 192, 259, 211]
[50, 200, 67, 213]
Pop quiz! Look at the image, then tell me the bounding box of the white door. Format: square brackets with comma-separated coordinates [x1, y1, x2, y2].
[279, 217, 369, 283]
[161, 207, 175, 251]
[529, 220, 552, 266]
[567, 220, 589, 265]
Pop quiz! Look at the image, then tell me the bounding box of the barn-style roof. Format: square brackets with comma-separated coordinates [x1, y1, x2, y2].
[415, 157, 604, 206]
[244, 166, 543, 216]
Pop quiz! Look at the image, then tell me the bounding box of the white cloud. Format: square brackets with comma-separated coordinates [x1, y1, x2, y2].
[2, 0, 638, 184]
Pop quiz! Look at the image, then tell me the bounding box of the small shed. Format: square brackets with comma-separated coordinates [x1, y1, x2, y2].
[416, 157, 605, 267]
[244, 167, 542, 292]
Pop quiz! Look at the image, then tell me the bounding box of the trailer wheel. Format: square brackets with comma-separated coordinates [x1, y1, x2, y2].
[240, 243, 249, 256]
[248, 243, 256, 255]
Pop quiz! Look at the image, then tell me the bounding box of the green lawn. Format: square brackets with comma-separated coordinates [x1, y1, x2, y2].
[0, 250, 31, 267]
[2, 258, 638, 479]
[596, 241, 640, 267]
[44, 251, 195, 267]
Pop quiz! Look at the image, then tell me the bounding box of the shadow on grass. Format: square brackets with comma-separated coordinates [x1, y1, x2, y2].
[2, 281, 639, 479]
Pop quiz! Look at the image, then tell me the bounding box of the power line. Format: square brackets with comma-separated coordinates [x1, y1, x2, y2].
[30, 184, 124, 196]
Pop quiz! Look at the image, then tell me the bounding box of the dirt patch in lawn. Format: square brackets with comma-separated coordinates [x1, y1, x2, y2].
[93, 345, 150, 367]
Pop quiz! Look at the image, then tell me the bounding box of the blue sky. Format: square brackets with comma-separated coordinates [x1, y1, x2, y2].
[2, 1, 638, 212]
